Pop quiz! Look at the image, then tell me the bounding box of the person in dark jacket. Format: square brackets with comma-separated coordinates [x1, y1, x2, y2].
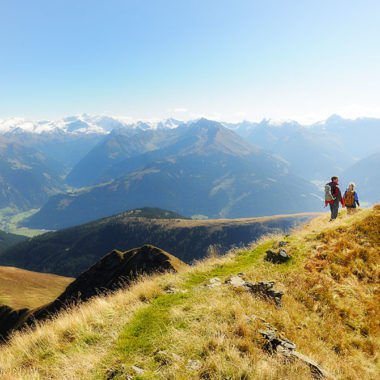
[325, 176, 345, 221]
[343, 182, 360, 214]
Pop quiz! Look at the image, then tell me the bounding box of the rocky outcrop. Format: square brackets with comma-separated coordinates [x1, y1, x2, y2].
[51, 244, 185, 304]
[227, 275, 284, 305]
[260, 326, 334, 379]
[265, 248, 291, 264]
[0, 245, 186, 342]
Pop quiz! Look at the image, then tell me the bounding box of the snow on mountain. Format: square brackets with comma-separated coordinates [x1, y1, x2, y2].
[0, 115, 185, 136]
[0, 116, 104, 135]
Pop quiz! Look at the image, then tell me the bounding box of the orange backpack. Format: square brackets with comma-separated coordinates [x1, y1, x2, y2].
[344, 191, 355, 206]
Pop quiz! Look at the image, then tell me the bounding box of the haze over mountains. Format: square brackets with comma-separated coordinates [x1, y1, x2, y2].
[0, 114, 379, 229]
[0, 135, 65, 210]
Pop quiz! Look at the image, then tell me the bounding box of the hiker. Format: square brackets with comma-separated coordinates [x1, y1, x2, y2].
[343, 182, 360, 214]
[325, 176, 345, 221]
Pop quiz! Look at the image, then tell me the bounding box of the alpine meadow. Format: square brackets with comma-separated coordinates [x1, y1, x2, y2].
[0, 1, 379, 379]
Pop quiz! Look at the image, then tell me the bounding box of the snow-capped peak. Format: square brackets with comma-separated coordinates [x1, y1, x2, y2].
[0, 114, 188, 137]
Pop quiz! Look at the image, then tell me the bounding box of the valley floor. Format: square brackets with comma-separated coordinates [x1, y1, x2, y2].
[0, 207, 378, 379]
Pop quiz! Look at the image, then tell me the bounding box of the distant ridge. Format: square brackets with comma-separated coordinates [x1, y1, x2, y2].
[0, 207, 318, 277]
[122, 207, 188, 219]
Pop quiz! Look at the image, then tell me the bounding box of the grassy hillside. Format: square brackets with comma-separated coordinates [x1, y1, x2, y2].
[0, 210, 318, 277]
[0, 266, 73, 309]
[0, 206, 378, 379]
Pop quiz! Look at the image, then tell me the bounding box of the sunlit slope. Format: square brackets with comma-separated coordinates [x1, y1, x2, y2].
[0, 206, 378, 379]
[0, 266, 73, 309]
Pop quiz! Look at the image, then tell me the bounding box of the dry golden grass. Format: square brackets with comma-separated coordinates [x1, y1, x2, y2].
[0, 207, 378, 379]
[0, 274, 165, 379]
[0, 266, 73, 309]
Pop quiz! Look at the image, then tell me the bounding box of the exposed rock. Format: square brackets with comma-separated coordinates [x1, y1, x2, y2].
[0, 245, 186, 342]
[245, 280, 284, 305]
[165, 287, 188, 294]
[226, 275, 247, 289]
[165, 287, 179, 294]
[291, 351, 334, 379]
[187, 359, 202, 371]
[265, 249, 290, 264]
[279, 241, 288, 247]
[207, 277, 222, 287]
[227, 277, 284, 305]
[260, 328, 334, 379]
[259, 329, 296, 351]
[131, 365, 145, 375]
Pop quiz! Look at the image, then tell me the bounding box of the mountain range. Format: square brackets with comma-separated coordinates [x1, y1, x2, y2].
[229, 115, 380, 182]
[24, 119, 322, 229]
[0, 114, 379, 228]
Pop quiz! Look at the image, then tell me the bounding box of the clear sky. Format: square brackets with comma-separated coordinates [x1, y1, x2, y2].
[1, 0, 379, 123]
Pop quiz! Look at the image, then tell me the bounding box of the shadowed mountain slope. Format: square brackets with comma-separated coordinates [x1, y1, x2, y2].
[0, 230, 27, 252]
[0, 245, 185, 341]
[25, 119, 321, 229]
[5, 131, 105, 173]
[0, 208, 318, 277]
[66, 126, 186, 187]
[0, 136, 65, 210]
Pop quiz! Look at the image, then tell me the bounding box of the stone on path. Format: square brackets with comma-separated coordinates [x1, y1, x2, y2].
[265, 249, 290, 264]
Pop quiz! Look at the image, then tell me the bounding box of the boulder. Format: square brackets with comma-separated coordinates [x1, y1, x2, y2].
[260, 327, 334, 379]
[265, 249, 290, 264]
[227, 277, 284, 305]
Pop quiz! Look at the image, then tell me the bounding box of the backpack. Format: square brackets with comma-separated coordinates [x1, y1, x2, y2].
[344, 191, 355, 206]
[325, 183, 336, 202]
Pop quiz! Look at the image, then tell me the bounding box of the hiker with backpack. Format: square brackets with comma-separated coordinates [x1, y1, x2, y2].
[343, 182, 360, 214]
[325, 176, 345, 221]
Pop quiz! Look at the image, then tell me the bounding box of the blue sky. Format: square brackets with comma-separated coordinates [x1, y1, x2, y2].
[1, 0, 379, 122]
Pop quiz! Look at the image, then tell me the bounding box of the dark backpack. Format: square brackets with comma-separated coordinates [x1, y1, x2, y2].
[324, 183, 335, 202]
